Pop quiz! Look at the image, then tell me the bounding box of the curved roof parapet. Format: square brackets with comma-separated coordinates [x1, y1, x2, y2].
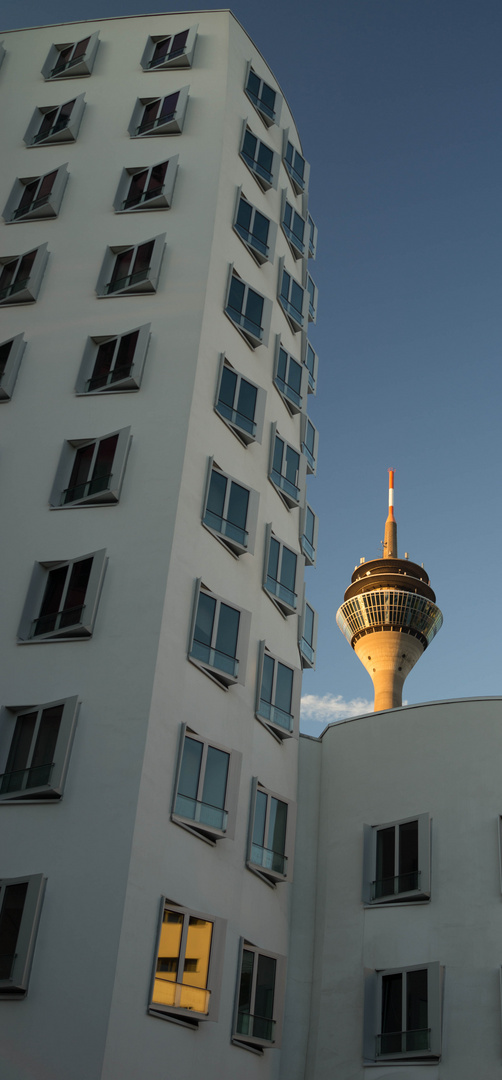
[336, 589, 443, 648]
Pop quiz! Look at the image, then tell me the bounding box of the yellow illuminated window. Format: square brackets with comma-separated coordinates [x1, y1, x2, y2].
[152, 908, 213, 1015]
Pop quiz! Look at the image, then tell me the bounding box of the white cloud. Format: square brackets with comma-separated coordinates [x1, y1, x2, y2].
[300, 693, 373, 725]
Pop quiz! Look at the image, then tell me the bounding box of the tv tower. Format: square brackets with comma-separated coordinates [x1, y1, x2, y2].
[336, 471, 443, 711]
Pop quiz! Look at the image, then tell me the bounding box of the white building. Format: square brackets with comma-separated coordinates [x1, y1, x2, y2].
[0, 11, 319, 1079]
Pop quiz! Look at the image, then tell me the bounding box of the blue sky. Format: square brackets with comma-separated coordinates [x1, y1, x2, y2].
[3, 0, 502, 734]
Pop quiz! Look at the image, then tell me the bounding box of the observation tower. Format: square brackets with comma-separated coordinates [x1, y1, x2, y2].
[336, 471, 443, 711]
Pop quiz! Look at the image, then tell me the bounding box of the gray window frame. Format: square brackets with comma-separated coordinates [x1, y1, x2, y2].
[214, 355, 266, 446]
[301, 413, 319, 476]
[224, 265, 272, 349]
[0, 244, 49, 306]
[24, 94, 86, 147]
[202, 457, 259, 557]
[113, 156, 178, 214]
[128, 87, 189, 139]
[362, 813, 431, 905]
[282, 130, 310, 196]
[41, 31, 100, 80]
[171, 724, 242, 842]
[364, 962, 442, 1062]
[96, 235, 166, 298]
[307, 212, 318, 259]
[49, 427, 132, 508]
[149, 896, 226, 1024]
[273, 338, 307, 416]
[140, 24, 197, 70]
[0, 875, 46, 998]
[18, 548, 108, 642]
[0, 333, 25, 401]
[233, 188, 276, 266]
[239, 122, 278, 192]
[188, 579, 251, 689]
[244, 62, 281, 127]
[255, 640, 301, 741]
[280, 189, 307, 261]
[76, 323, 151, 395]
[277, 258, 306, 333]
[3, 164, 69, 224]
[298, 587, 318, 670]
[0, 696, 79, 802]
[299, 502, 318, 567]
[247, 777, 296, 885]
[303, 338, 319, 395]
[232, 938, 287, 1050]
[268, 423, 307, 509]
[263, 524, 301, 617]
[305, 270, 318, 323]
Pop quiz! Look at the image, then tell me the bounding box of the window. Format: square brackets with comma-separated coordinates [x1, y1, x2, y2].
[301, 415, 319, 475]
[298, 593, 318, 669]
[129, 88, 189, 138]
[233, 192, 275, 265]
[263, 527, 299, 617]
[202, 460, 259, 556]
[269, 425, 306, 509]
[42, 32, 99, 79]
[307, 213, 318, 259]
[141, 25, 197, 70]
[247, 779, 296, 884]
[0, 334, 25, 401]
[281, 197, 306, 260]
[4, 165, 69, 223]
[363, 814, 431, 904]
[233, 940, 286, 1049]
[172, 725, 241, 841]
[364, 963, 442, 1062]
[303, 339, 318, 395]
[306, 271, 318, 322]
[300, 503, 318, 566]
[0, 875, 46, 997]
[76, 324, 150, 394]
[188, 581, 251, 688]
[256, 642, 301, 739]
[24, 94, 86, 146]
[225, 269, 271, 348]
[239, 126, 277, 191]
[245, 67, 279, 126]
[50, 427, 131, 508]
[274, 342, 306, 415]
[283, 136, 308, 195]
[96, 235, 165, 297]
[149, 898, 225, 1023]
[0, 697, 79, 802]
[214, 357, 265, 445]
[0, 245, 48, 306]
[114, 157, 178, 213]
[18, 549, 107, 642]
[278, 264, 305, 332]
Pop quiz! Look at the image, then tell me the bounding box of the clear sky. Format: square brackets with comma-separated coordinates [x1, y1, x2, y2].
[3, 0, 502, 735]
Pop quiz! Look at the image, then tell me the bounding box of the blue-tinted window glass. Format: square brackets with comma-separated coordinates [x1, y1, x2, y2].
[178, 737, 203, 799]
[202, 746, 229, 809]
[215, 603, 239, 658]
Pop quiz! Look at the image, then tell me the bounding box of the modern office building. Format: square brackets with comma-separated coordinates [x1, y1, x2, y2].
[0, 11, 319, 1079]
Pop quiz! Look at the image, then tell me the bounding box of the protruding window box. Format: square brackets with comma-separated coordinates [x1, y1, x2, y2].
[269, 424, 306, 509]
[363, 814, 431, 904]
[303, 339, 319, 395]
[307, 213, 318, 259]
[141, 25, 197, 70]
[25, 95, 86, 146]
[245, 66, 280, 126]
[278, 261, 306, 333]
[202, 459, 259, 557]
[4, 165, 69, 223]
[0, 697, 79, 802]
[298, 589, 318, 669]
[224, 267, 271, 349]
[239, 124, 278, 191]
[281, 194, 306, 260]
[283, 133, 309, 195]
[214, 356, 265, 445]
[301, 414, 319, 475]
[18, 550, 108, 642]
[306, 271, 318, 322]
[114, 157, 178, 213]
[172, 725, 241, 842]
[77, 324, 150, 395]
[274, 339, 307, 415]
[233, 190, 276, 265]
[0, 875, 46, 997]
[233, 939, 286, 1049]
[0, 334, 25, 401]
[0, 245, 48, 306]
[129, 89, 189, 138]
[247, 778, 296, 887]
[149, 898, 225, 1024]
[300, 503, 318, 567]
[42, 33, 99, 79]
[96, 236, 165, 298]
[188, 580, 250, 689]
[256, 641, 301, 740]
[263, 526, 300, 616]
[364, 962, 442, 1062]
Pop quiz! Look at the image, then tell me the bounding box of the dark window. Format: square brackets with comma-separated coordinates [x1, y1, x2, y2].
[245, 69, 277, 123]
[137, 93, 180, 135]
[51, 37, 90, 77]
[88, 330, 139, 391]
[226, 275, 264, 344]
[275, 346, 303, 411]
[259, 654, 294, 733]
[62, 435, 118, 505]
[234, 196, 271, 261]
[375, 820, 418, 901]
[191, 593, 240, 679]
[32, 99, 75, 144]
[106, 241, 154, 295]
[282, 201, 305, 258]
[33, 558, 92, 637]
[204, 469, 249, 549]
[271, 435, 301, 504]
[266, 538, 297, 611]
[284, 141, 306, 193]
[149, 30, 189, 68]
[11, 171, 58, 221]
[1, 705, 63, 795]
[175, 736, 230, 832]
[216, 365, 258, 440]
[379, 968, 429, 1056]
[279, 269, 304, 331]
[240, 129, 274, 188]
[123, 162, 168, 209]
[237, 949, 277, 1043]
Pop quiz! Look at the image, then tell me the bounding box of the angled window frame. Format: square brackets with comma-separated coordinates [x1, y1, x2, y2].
[364, 961, 442, 1062]
[149, 896, 226, 1024]
[301, 413, 319, 475]
[362, 813, 431, 905]
[214, 355, 265, 446]
[282, 130, 309, 196]
[0, 696, 79, 802]
[269, 423, 307, 510]
[299, 502, 318, 567]
[50, 426, 132, 508]
[277, 258, 306, 333]
[188, 579, 251, 689]
[273, 337, 307, 416]
[113, 156, 178, 214]
[42, 32, 99, 80]
[255, 640, 301, 741]
[76, 323, 150, 395]
[128, 87, 189, 139]
[0, 333, 25, 401]
[303, 338, 319, 395]
[239, 122, 278, 192]
[307, 212, 318, 259]
[202, 457, 259, 557]
[305, 269, 318, 323]
[3, 164, 69, 224]
[233, 938, 287, 1050]
[263, 524, 301, 617]
[96, 234, 166, 298]
[24, 94, 86, 147]
[141, 24, 197, 71]
[280, 189, 307, 261]
[171, 723, 242, 842]
[298, 586, 318, 669]
[244, 62, 281, 127]
[0, 875, 46, 998]
[18, 548, 108, 643]
[233, 187, 276, 266]
[224, 265, 271, 349]
[247, 777, 296, 885]
[0, 244, 48, 307]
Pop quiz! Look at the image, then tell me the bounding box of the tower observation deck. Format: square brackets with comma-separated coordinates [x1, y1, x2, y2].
[336, 471, 443, 711]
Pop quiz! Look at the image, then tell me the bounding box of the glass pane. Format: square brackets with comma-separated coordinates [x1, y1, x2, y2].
[2, 712, 37, 790]
[228, 277, 245, 315]
[290, 279, 304, 316]
[246, 70, 260, 99]
[280, 547, 296, 591]
[253, 210, 269, 246]
[261, 655, 274, 705]
[304, 605, 315, 646]
[132, 241, 154, 277]
[284, 445, 299, 485]
[255, 953, 276, 1021]
[236, 198, 252, 233]
[64, 558, 93, 615]
[376, 826, 395, 896]
[202, 746, 229, 810]
[127, 169, 148, 203]
[59, 99, 75, 122]
[242, 130, 257, 161]
[29, 705, 63, 783]
[399, 820, 419, 886]
[236, 378, 257, 421]
[159, 92, 179, 121]
[39, 565, 68, 618]
[215, 604, 239, 659]
[407, 968, 427, 1033]
[275, 663, 293, 713]
[277, 347, 288, 382]
[238, 949, 254, 1013]
[306, 507, 315, 544]
[194, 593, 216, 647]
[72, 37, 90, 60]
[92, 340, 116, 384]
[18, 181, 38, 210]
[219, 367, 237, 409]
[66, 443, 94, 498]
[114, 330, 138, 378]
[178, 737, 203, 800]
[252, 790, 268, 847]
[0, 882, 28, 980]
[272, 437, 284, 475]
[184, 916, 212, 993]
[267, 537, 280, 581]
[381, 971, 402, 1033]
[92, 435, 118, 487]
[148, 162, 168, 193]
[257, 142, 273, 174]
[206, 471, 227, 519]
[268, 798, 287, 855]
[111, 249, 133, 285]
[288, 359, 302, 395]
[16, 250, 36, 284]
[261, 82, 276, 113]
[227, 482, 248, 529]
